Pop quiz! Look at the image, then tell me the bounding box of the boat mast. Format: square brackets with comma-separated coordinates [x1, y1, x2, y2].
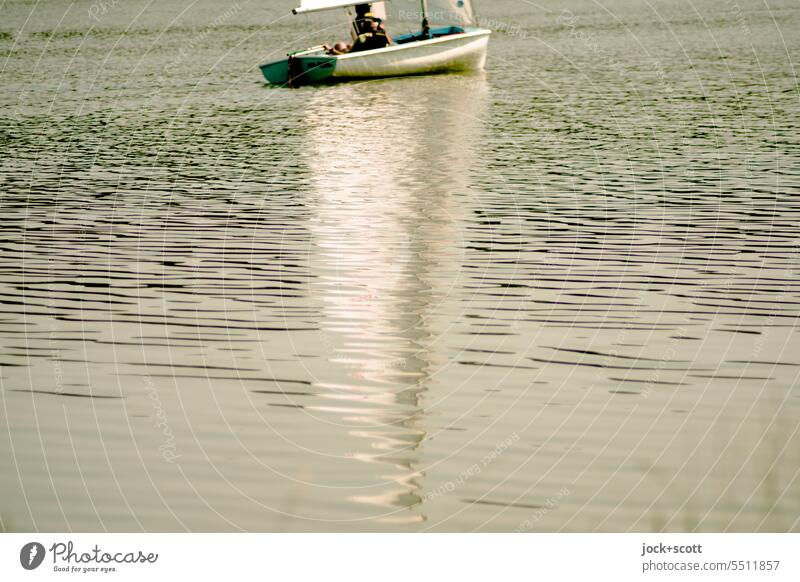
[420, 0, 430, 37]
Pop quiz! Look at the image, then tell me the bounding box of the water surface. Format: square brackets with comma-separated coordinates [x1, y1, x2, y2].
[1, 0, 799, 531]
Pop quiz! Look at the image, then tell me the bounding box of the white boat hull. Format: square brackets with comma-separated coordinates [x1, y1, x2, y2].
[333, 29, 490, 79]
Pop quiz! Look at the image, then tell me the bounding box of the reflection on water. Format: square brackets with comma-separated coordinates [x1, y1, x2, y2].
[303, 78, 487, 523]
[1, 0, 799, 532]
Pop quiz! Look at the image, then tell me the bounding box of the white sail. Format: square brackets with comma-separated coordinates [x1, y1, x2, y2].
[385, 0, 476, 30]
[371, 2, 387, 19]
[426, 0, 475, 26]
[294, 0, 387, 15]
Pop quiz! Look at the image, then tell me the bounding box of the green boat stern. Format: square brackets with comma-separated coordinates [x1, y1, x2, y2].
[260, 54, 338, 86]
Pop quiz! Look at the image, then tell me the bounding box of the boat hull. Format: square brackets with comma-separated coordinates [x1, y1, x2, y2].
[260, 28, 490, 86]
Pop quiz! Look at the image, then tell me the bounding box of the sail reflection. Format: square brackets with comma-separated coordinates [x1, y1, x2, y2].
[302, 74, 487, 524]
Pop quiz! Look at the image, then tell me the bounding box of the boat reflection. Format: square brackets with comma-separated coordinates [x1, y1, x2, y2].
[302, 74, 488, 524]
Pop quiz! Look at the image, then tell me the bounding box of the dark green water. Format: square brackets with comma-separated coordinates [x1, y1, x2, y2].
[1, 0, 799, 531]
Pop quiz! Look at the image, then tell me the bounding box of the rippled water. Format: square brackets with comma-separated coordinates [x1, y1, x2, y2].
[1, 0, 799, 532]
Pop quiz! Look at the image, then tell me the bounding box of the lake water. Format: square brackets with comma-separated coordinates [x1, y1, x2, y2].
[1, 0, 799, 532]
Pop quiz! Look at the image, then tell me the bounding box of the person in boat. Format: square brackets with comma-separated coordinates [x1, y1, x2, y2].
[349, 11, 392, 52]
[324, 5, 392, 55]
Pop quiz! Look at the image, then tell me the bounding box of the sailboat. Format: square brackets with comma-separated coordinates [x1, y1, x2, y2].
[260, 0, 490, 86]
